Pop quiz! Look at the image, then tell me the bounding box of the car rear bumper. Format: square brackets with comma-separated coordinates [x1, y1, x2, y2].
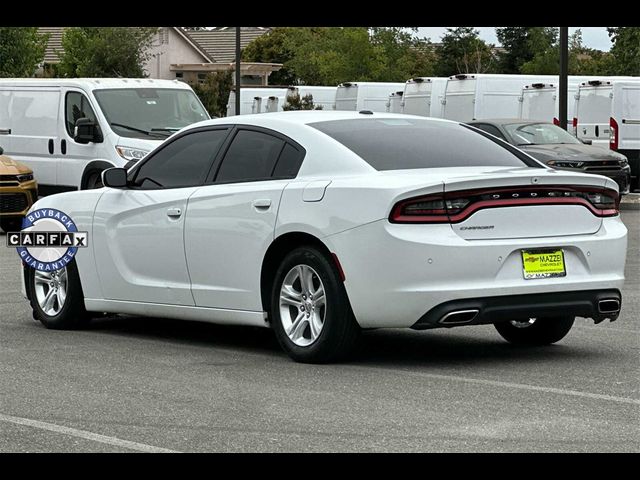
[326, 216, 627, 329]
[412, 289, 621, 329]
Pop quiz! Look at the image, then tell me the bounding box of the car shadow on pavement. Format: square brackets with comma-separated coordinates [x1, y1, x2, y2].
[85, 315, 599, 367]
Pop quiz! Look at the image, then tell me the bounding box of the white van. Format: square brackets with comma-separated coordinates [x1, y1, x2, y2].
[251, 96, 264, 114]
[286, 86, 337, 111]
[518, 76, 634, 129]
[575, 79, 640, 190]
[335, 82, 405, 112]
[401, 77, 448, 118]
[442, 74, 557, 122]
[0, 78, 209, 194]
[386, 91, 404, 113]
[266, 95, 284, 113]
[226, 87, 288, 116]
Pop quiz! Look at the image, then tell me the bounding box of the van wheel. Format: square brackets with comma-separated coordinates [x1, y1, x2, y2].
[494, 316, 574, 346]
[27, 260, 89, 329]
[270, 246, 360, 363]
[1, 217, 23, 232]
[85, 170, 103, 189]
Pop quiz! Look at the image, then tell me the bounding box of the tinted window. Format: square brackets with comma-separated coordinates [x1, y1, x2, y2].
[66, 92, 97, 137]
[471, 123, 507, 141]
[133, 129, 227, 189]
[216, 130, 284, 183]
[273, 143, 304, 178]
[310, 118, 535, 170]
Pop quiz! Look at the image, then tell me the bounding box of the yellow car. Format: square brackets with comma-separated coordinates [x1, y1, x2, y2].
[0, 146, 38, 232]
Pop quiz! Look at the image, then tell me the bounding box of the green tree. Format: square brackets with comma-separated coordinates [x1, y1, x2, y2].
[282, 92, 322, 110]
[0, 27, 48, 77]
[57, 27, 157, 77]
[496, 27, 557, 73]
[607, 27, 640, 75]
[191, 72, 233, 117]
[243, 27, 435, 86]
[435, 27, 496, 77]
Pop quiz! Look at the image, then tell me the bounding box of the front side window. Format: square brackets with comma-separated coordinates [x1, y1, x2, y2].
[471, 123, 507, 141]
[132, 129, 228, 189]
[310, 118, 539, 170]
[65, 92, 98, 137]
[215, 130, 285, 183]
[93, 88, 209, 140]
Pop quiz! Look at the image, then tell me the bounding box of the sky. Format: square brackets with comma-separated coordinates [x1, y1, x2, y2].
[416, 27, 613, 51]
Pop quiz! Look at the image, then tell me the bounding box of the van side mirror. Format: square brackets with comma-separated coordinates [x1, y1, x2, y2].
[74, 118, 103, 144]
[102, 167, 128, 188]
[581, 138, 593, 145]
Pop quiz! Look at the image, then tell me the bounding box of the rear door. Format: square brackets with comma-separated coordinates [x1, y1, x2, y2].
[576, 85, 612, 148]
[443, 78, 476, 122]
[6, 88, 61, 188]
[185, 127, 305, 311]
[616, 83, 640, 151]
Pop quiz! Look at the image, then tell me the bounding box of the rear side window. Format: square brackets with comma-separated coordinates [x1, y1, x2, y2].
[273, 143, 304, 178]
[216, 129, 285, 183]
[310, 118, 537, 170]
[132, 129, 227, 189]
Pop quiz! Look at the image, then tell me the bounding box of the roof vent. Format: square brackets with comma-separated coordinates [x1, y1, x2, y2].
[588, 80, 603, 86]
[359, 110, 374, 115]
[454, 74, 468, 80]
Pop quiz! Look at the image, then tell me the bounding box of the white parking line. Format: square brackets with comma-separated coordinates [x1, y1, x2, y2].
[0, 413, 180, 453]
[357, 367, 640, 406]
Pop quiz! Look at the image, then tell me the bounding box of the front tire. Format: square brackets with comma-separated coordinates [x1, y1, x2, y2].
[28, 260, 89, 329]
[270, 246, 360, 363]
[494, 316, 575, 346]
[85, 170, 103, 190]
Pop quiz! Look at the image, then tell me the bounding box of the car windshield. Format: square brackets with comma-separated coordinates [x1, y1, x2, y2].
[309, 118, 539, 170]
[504, 122, 581, 146]
[93, 88, 209, 139]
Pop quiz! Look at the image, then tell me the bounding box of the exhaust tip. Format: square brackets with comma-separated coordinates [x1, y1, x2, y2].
[439, 309, 479, 325]
[598, 299, 620, 314]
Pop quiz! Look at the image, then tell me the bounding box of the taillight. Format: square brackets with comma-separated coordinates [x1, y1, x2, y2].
[610, 117, 619, 150]
[389, 186, 619, 224]
[572, 117, 578, 137]
[553, 117, 560, 126]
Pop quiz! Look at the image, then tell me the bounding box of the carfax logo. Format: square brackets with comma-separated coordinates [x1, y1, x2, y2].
[6, 208, 88, 272]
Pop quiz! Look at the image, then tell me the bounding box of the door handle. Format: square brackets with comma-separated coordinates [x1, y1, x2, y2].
[61, 139, 67, 155]
[252, 199, 271, 210]
[48, 139, 54, 154]
[166, 207, 182, 218]
[0, 128, 11, 135]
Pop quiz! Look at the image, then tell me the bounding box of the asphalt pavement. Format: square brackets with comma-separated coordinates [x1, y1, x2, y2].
[1, 212, 638, 452]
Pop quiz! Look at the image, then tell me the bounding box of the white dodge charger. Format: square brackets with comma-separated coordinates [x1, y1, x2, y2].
[21, 111, 627, 363]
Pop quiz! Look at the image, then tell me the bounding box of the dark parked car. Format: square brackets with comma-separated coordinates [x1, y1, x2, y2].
[467, 119, 631, 194]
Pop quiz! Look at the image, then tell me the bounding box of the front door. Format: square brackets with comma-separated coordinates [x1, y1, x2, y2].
[93, 127, 230, 305]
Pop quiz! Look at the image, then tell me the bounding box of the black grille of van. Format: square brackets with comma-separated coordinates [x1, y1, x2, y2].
[0, 193, 28, 213]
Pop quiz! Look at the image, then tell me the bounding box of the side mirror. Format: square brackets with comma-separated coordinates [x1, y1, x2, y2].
[74, 118, 103, 144]
[581, 138, 593, 145]
[102, 167, 128, 188]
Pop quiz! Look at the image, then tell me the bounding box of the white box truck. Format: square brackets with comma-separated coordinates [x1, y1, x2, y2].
[442, 74, 557, 122]
[575, 79, 640, 190]
[0, 78, 209, 194]
[386, 91, 404, 113]
[226, 87, 288, 116]
[335, 82, 405, 112]
[401, 77, 448, 118]
[286, 86, 337, 111]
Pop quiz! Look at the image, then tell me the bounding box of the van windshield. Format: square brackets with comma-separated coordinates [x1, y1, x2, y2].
[93, 88, 209, 139]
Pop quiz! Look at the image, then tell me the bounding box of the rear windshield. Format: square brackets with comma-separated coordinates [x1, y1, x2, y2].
[309, 118, 538, 170]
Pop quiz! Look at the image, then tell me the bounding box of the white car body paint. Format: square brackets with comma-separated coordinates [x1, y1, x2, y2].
[27, 111, 627, 331]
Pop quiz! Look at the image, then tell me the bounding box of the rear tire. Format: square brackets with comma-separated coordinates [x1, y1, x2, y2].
[494, 316, 574, 346]
[27, 260, 89, 330]
[270, 246, 360, 363]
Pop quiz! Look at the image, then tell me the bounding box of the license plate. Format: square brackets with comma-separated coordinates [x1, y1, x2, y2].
[521, 249, 566, 279]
